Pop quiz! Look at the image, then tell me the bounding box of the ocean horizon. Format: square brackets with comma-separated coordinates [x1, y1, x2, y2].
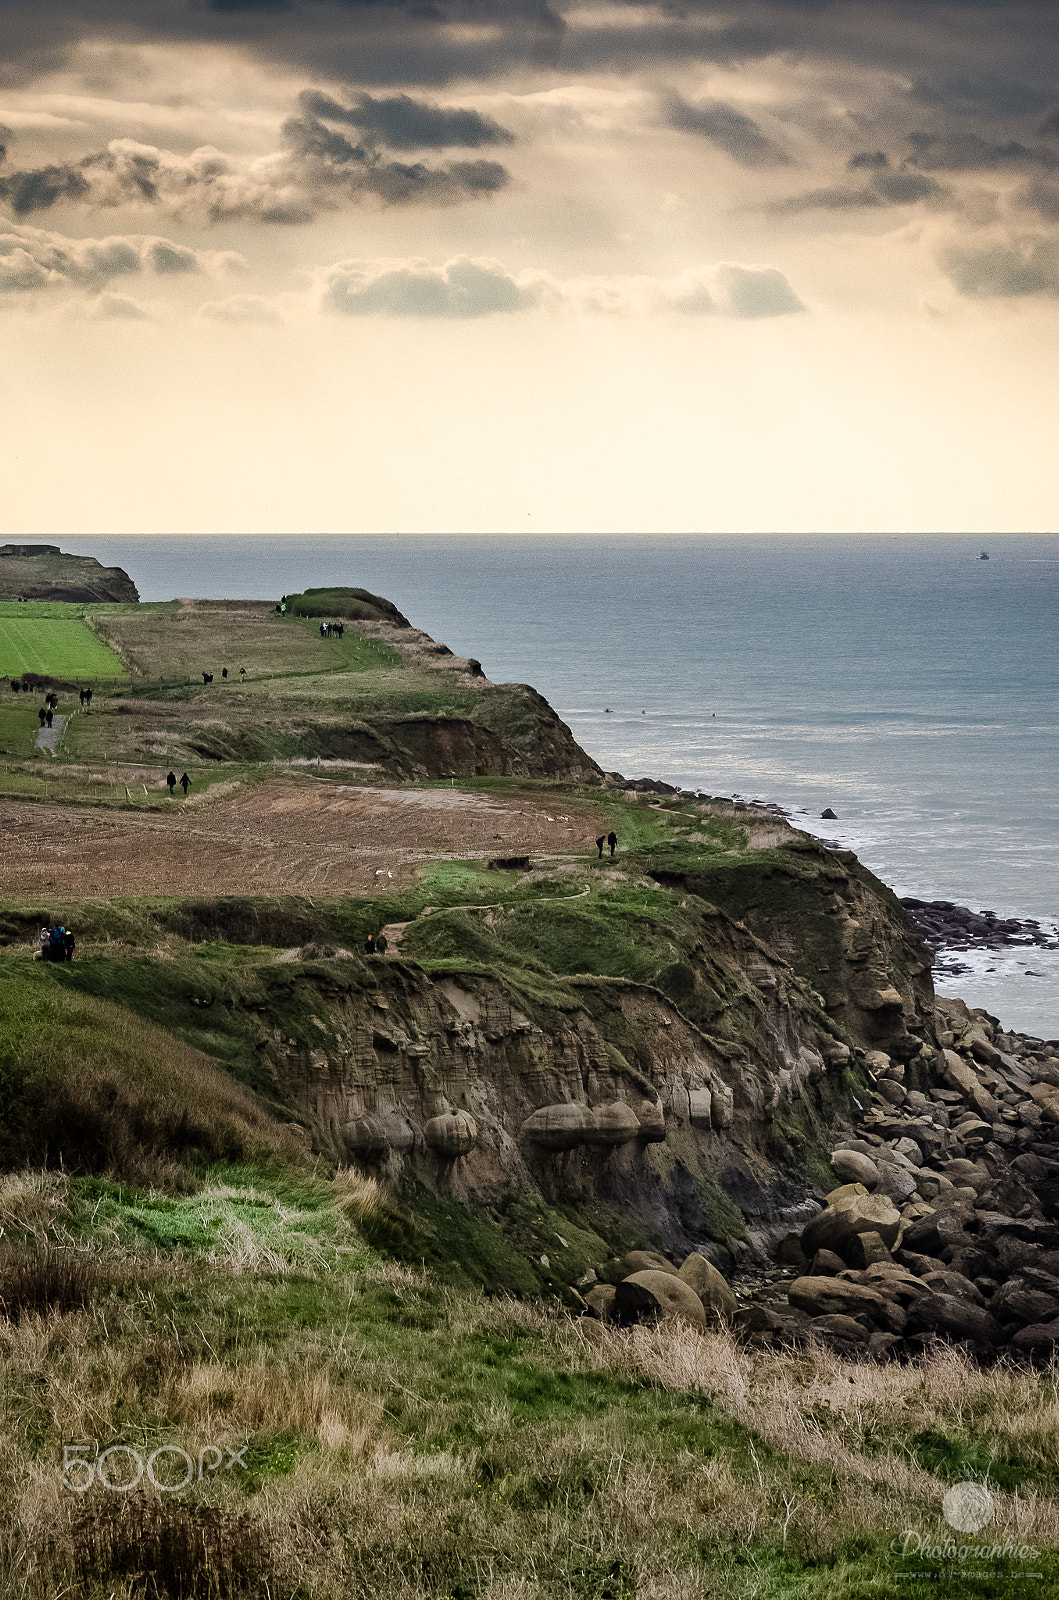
[62, 531, 1058, 1038]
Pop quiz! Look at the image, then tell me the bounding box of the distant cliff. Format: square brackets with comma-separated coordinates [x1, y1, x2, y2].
[0, 544, 139, 603]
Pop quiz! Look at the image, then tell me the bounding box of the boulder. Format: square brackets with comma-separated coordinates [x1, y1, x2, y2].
[342, 1115, 390, 1159]
[906, 1293, 1003, 1347]
[376, 1113, 415, 1153]
[687, 1087, 713, 1128]
[787, 1276, 894, 1325]
[634, 1098, 667, 1142]
[424, 1110, 478, 1158]
[941, 1051, 1002, 1120]
[711, 1082, 734, 1130]
[919, 1269, 986, 1307]
[901, 1209, 970, 1260]
[873, 1165, 918, 1205]
[1028, 1083, 1059, 1124]
[583, 1284, 617, 1321]
[586, 1102, 641, 1146]
[809, 1249, 848, 1277]
[521, 1103, 595, 1150]
[614, 1270, 707, 1329]
[844, 1230, 893, 1270]
[830, 1149, 880, 1187]
[989, 1282, 1059, 1327]
[1011, 1317, 1059, 1355]
[801, 1192, 902, 1260]
[875, 1080, 907, 1107]
[677, 1253, 738, 1321]
[622, 1250, 678, 1277]
[809, 1313, 869, 1350]
[864, 1050, 892, 1075]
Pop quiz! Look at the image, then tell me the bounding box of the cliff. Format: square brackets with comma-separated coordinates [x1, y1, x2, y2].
[0, 544, 139, 603]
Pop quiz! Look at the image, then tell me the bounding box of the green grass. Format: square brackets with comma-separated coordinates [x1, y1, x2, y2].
[0, 616, 126, 678]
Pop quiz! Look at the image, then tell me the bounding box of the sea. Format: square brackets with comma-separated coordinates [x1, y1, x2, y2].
[65, 533, 1058, 1040]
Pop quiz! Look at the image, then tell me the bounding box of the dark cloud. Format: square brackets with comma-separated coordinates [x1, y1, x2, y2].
[848, 151, 889, 170]
[908, 131, 1059, 173]
[1019, 177, 1059, 221]
[940, 234, 1059, 297]
[767, 166, 944, 214]
[298, 89, 516, 149]
[0, 107, 512, 225]
[909, 72, 1056, 119]
[660, 93, 791, 167]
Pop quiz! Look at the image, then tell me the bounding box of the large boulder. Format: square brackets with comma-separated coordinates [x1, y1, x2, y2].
[787, 1276, 895, 1324]
[521, 1103, 595, 1150]
[801, 1192, 902, 1261]
[587, 1102, 641, 1146]
[1012, 1317, 1059, 1355]
[424, 1110, 478, 1158]
[342, 1115, 390, 1159]
[941, 1051, 1002, 1121]
[677, 1253, 738, 1321]
[906, 1293, 1003, 1348]
[614, 1270, 707, 1329]
[830, 1149, 880, 1187]
[622, 1250, 678, 1277]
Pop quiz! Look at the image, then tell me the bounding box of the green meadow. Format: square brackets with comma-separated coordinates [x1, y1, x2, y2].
[0, 608, 126, 680]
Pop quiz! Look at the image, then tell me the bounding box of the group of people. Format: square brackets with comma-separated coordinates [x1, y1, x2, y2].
[39, 924, 75, 962]
[78, 687, 93, 708]
[364, 932, 389, 955]
[595, 831, 618, 858]
[320, 621, 344, 638]
[165, 771, 191, 796]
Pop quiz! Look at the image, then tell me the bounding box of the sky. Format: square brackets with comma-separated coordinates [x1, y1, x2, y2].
[3, 0, 1059, 535]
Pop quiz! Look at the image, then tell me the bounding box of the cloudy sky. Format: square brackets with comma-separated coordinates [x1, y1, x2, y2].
[3, 0, 1059, 533]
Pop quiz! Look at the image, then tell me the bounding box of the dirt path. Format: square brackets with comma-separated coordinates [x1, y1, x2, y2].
[0, 780, 606, 899]
[34, 714, 67, 753]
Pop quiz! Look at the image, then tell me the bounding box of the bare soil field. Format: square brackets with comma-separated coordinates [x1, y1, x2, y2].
[0, 779, 606, 899]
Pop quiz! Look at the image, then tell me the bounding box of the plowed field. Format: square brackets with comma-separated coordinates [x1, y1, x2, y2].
[0, 780, 604, 899]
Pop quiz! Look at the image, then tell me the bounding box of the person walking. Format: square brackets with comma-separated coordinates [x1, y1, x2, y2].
[45, 709, 53, 728]
[38, 707, 46, 727]
[179, 772, 190, 796]
[607, 831, 617, 857]
[595, 835, 605, 859]
[375, 932, 388, 955]
[365, 933, 376, 955]
[166, 770, 176, 795]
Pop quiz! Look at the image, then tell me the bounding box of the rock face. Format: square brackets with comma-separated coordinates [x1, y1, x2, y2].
[0, 545, 138, 603]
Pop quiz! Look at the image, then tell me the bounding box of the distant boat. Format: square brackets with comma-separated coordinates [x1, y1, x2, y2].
[979, 550, 990, 560]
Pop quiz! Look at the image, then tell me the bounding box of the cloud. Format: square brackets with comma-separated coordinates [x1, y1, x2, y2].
[0, 217, 244, 293]
[199, 292, 284, 323]
[767, 166, 945, 213]
[908, 131, 1059, 174]
[317, 253, 805, 319]
[660, 93, 791, 167]
[940, 233, 1059, 297]
[297, 89, 516, 150]
[0, 111, 512, 224]
[320, 255, 545, 317]
[86, 289, 151, 318]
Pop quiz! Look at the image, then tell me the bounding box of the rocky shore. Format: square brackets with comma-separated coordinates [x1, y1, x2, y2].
[585, 994, 1059, 1363]
[901, 897, 1059, 980]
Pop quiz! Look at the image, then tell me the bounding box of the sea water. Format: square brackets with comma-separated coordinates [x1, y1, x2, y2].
[69, 533, 1058, 1037]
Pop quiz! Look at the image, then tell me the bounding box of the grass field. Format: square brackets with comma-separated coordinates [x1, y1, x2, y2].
[0, 617, 126, 679]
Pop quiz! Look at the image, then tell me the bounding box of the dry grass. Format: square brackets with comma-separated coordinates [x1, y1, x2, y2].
[2, 1214, 1057, 1598]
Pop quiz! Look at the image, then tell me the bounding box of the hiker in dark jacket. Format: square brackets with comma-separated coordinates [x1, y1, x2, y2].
[365, 933, 376, 955]
[166, 771, 176, 795]
[375, 932, 388, 955]
[179, 773, 190, 796]
[607, 831, 617, 857]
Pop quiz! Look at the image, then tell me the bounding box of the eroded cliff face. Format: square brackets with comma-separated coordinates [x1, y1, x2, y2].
[0, 544, 139, 603]
[253, 836, 938, 1259]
